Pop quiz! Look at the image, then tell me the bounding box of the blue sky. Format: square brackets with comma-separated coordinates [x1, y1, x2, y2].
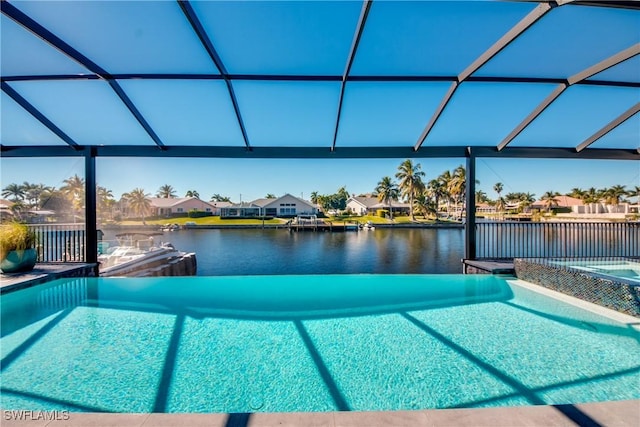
[1, 1, 638, 201]
[1, 157, 638, 203]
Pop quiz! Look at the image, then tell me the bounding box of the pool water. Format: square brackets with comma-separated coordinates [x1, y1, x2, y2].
[1, 275, 638, 413]
[556, 259, 640, 283]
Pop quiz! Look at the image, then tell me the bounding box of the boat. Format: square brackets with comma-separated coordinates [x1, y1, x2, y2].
[161, 223, 180, 231]
[361, 221, 375, 230]
[98, 233, 194, 277]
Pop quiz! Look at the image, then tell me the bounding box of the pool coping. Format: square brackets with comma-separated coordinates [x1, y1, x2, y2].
[0, 263, 97, 295]
[2, 399, 638, 426]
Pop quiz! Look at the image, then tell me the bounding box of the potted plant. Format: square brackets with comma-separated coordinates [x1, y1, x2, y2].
[0, 222, 38, 273]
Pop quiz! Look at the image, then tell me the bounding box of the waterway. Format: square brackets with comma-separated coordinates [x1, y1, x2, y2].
[102, 228, 465, 276]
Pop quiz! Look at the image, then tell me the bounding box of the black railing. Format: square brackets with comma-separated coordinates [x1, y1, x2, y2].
[476, 221, 640, 259]
[29, 224, 86, 262]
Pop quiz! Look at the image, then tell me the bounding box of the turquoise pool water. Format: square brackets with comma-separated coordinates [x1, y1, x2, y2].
[552, 259, 640, 284]
[1, 275, 638, 413]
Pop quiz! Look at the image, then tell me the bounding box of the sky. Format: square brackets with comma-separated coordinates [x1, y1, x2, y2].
[1, 156, 638, 203]
[1, 1, 638, 201]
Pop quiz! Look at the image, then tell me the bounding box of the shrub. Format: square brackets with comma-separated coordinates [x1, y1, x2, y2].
[0, 222, 37, 260]
[188, 210, 213, 218]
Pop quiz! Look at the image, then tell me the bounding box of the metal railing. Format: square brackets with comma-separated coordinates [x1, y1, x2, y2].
[476, 221, 640, 259]
[29, 224, 86, 262]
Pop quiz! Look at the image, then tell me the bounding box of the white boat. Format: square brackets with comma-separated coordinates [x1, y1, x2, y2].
[362, 221, 375, 230]
[98, 233, 189, 277]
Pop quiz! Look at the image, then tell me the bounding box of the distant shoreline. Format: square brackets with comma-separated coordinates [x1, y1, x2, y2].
[99, 222, 465, 231]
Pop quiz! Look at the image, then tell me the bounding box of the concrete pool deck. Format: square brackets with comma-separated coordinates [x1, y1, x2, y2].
[2, 400, 639, 426]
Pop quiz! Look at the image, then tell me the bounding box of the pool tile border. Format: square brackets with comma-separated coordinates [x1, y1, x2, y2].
[514, 258, 640, 317]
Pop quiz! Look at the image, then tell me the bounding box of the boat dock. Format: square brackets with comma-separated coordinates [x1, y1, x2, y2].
[288, 215, 359, 232]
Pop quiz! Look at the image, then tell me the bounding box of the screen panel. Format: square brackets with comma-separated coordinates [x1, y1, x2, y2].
[191, 0, 361, 75]
[1, 92, 68, 146]
[7, 80, 157, 146]
[475, 5, 640, 79]
[234, 81, 341, 147]
[117, 80, 245, 146]
[510, 85, 640, 147]
[336, 82, 453, 147]
[426, 82, 559, 146]
[10, 0, 218, 74]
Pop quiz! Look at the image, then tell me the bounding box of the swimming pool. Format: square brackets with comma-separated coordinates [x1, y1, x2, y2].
[555, 259, 640, 283]
[1, 275, 638, 413]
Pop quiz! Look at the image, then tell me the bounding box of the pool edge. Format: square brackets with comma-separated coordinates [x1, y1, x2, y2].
[2, 399, 638, 427]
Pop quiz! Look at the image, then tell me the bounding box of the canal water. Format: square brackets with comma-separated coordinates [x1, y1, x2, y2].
[102, 228, 465, 276]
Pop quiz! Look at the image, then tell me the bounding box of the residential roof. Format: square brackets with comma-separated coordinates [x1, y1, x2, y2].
[533, 195, 584, 207]
[251, 193, 315, 208]
[348, 196, 409, 209]
[148, 197, 214, 208]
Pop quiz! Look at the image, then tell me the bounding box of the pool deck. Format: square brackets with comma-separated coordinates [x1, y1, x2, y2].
[0, 263, 96, 294]
[2, 400, 638, 426]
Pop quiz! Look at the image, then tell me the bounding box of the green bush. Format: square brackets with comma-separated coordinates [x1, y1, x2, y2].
[188, 210, 213, 218]
[0, 222, 37, 260]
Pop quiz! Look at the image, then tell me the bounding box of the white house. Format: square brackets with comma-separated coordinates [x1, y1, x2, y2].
[147, 197, 217, 217]
[346, 196, 410, 216]
[221, 194, 318, 218]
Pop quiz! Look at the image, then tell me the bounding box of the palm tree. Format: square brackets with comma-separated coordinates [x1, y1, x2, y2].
[494, 197, 506, 219]
[156, 184, 177, 198]
[2, 183, 26, 202]
[97, 186, 115, 220]
[475, 190, 489, 204]
[449, 165, 469, 219]
[628, 186, 640, 204]
[25, 183, 53, 209]
[310, 191, 319, 205]
[519, 192, 536, 213]
[265, 193, 276, 199]
[602, 185, 627, 206]
[210, 194, 231, 202]
[413, 193, 436, 219]
[493, 182, 504, 217]
[375, 176, 399, 220]
[61, 174, 85, 222]
[541, 191, 560, 213]
[567, 187, 585, 200]
[185, 190, 200, 199]
[438, 170, 453, 216]
[426, 179, 447, 220]
[395, 159, 425, 220]
[123, 188, 151, 223]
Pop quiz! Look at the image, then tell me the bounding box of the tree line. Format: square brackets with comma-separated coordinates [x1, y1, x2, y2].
[3, 167, 638, 221]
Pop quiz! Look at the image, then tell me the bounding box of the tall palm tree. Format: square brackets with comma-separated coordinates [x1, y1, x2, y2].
[395, 159, 425, 220]
[493, 182, 504, 217]
[541, 191, 560, 213]
[375, 176, 399, 220]
[310, 191, 319, 205]
[426, 179, 447, 220]
[475, 190, 488, 204]
[449, 165, 469, 219]
[628, 186, 640, 204]
[124, 188, 152, 223]
[97, 186, 115, 220]
[61, 174, 85, 222]
[438, 170, 453, 216]
[602, 185, 627, 206]
[2, 183, 26, 202]
[156, 184, 177, 198]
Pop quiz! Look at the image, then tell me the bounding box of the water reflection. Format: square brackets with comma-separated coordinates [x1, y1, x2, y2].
[102, 228, 465, 275]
